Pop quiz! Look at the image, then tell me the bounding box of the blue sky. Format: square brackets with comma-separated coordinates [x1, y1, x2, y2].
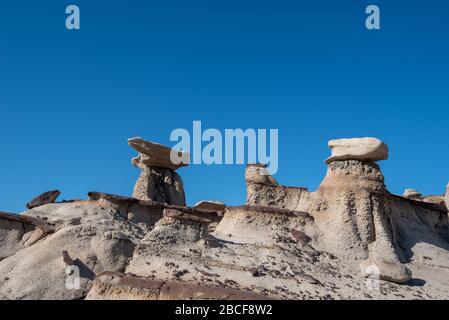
[1, 1, 448, 212]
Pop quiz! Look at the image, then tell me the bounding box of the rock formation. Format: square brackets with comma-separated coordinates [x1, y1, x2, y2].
[325, 137, 388, 164]
[193, 200, 226, 214]
[446, 183, 449, 209]
[422, 195, 446, 206]
[1, 137, 449, 300]
[403, 189, 422, 200]
[128, 137, 188, 206]
[26, 190, 60, 209]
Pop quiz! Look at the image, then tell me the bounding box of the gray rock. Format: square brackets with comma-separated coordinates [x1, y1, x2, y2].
[133, 166, 186, 206]
[360, 257, 411, 284]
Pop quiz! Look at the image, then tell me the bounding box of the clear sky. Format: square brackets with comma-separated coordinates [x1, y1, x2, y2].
[1, 1, 448, 212]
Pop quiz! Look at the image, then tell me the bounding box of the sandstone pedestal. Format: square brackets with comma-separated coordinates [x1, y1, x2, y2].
[318, 138, 411, 283]
[128, 137, 189, 206]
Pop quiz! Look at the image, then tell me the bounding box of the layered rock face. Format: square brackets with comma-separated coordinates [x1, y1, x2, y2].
[1, 137, 449, 300]
[129, 137, 187, 206]
[244, 138, 444, 284]
[133, 166, 185, 205]
[316, 160, 410, 283]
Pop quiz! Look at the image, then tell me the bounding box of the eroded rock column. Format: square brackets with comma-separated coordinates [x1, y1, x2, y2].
[245, 163, 279, 205]
[317, 137, 411, 283]
[128, 137, 189, 206]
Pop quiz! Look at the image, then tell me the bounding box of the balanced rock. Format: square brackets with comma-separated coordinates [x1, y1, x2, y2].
[325, 138, 388, 164]
[193, 200, 226, 213]
[129, 137, 187, 206]
[26, 190, 60, 209]
[403, 189, 422, 200]
[128, 137, 189, 171]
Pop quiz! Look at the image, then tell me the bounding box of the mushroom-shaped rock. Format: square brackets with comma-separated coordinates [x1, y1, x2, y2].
[193, 200, 226, 213]
[128, 137, 189, 171]
[403, 189, 422, 200]
[325, 137, 388, 164]
[26, 190, 60, 210]
[128, 137, 188, 206]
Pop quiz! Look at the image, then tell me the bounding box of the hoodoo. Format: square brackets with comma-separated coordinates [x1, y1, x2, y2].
[128, 137, 188, 206]
[1, 137, 448, 300]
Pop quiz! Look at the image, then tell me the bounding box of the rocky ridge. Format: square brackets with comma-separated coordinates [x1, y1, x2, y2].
[0, 137, 448, 300]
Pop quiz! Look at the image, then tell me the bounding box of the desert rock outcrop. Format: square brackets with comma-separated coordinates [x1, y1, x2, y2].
[1, 137, 449, 300]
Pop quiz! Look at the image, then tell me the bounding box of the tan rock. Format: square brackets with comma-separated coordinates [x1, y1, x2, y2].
[23, 228, 46, 247]
[422, 195, 445, 206]
[360, 257, 411, 284]
[245, 163, 278, 185]
[446, 183, 449, 209]
[403, 189, 422, 200]
[325, 137, 388, 164]
[193, 200, 226, 213]
[128, 137, 187, 205]
[128, 137, 189, 171]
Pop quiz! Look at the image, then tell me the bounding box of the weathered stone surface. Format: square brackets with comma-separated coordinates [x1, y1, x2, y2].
[325, 138, 388, 164]
[245, 163, 278, 185]
[422, 195, 446, 206]
[133, 166, 186, 206]
[446, 183, 449, 210]
[403, 189, 422, 200]
[26, 190, 60, 209]
[193, 200, 226, 213]
[360, 257, 411, 284]
[86, 272, 271, 300]
[0, 201, 143, 300]
[0, 212, 36, 261]
[2, 137, 449, 300]
[128, 137, 189, 170]
[128, 138, 187, 205]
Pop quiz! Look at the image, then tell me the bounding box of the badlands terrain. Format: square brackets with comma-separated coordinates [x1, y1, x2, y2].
[0, 137, 448, 300]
